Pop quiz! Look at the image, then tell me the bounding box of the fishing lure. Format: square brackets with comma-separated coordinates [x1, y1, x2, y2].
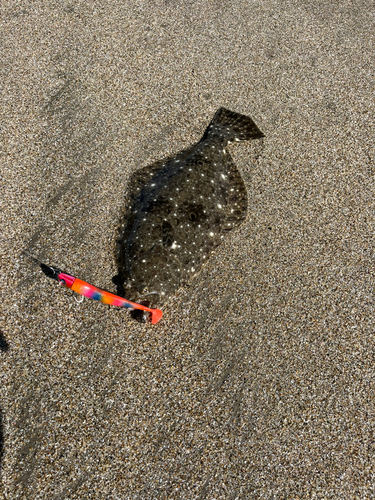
[25, 254, 163, 324]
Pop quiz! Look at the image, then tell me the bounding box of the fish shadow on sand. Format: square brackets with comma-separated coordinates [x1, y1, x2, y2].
[112, 108, 264, 316]
[0, 408, 4, 477]
[0, 331, 9, 352]
[0, 331, 7, 478]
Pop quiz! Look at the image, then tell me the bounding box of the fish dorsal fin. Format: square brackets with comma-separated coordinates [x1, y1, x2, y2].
[126, 143, 199, 206]
[126, 159, 168, 206]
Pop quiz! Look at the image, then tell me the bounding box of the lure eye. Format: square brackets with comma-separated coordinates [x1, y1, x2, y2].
[59, 279, 66, 286]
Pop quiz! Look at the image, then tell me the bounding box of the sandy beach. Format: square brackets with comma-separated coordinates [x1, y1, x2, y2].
[1, 1, 374, 498]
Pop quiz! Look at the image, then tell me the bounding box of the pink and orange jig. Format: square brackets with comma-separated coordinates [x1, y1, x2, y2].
[24, 253, 162, 324]
[57, 272, 163, 324]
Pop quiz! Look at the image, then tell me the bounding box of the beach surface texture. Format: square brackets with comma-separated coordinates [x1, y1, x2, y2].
[1, 1, 374, 498]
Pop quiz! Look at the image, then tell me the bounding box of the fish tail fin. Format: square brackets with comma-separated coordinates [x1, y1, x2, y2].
[205, 107, 264, 143]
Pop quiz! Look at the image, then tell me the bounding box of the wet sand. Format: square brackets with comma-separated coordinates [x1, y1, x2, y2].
[1, 1, 374, 498]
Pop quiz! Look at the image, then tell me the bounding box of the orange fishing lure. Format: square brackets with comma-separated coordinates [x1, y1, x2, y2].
[58, 272, 163, 324]
[25, 254, 162, 324]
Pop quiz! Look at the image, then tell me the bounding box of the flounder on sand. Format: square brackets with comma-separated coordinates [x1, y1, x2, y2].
[114, 108, 264, 309]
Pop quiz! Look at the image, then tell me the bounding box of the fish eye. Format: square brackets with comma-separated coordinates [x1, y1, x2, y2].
[142, 286, 149, 293]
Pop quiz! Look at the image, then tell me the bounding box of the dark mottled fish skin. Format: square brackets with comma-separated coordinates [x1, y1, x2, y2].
[114, 108, 264, 307]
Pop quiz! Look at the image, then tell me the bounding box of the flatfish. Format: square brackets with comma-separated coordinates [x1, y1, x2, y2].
[114, 108, 264, 307]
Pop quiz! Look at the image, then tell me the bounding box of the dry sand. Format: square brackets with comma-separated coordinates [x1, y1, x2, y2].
[1, 1, 374, 498]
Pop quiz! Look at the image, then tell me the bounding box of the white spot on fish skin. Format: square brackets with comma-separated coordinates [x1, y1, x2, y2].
[151, 183, 156, 187]
[221, 174, 226, 179]
[201, 173, 204, 176]
[142, 259, 146, 263]
[235, 138, 240, 142]
[211, 180, 214, 183]
[218, 204, 222, 209]
[210, 232, 214, 236]
[191, 267, 195, 272]
[171, 242, 178, 249]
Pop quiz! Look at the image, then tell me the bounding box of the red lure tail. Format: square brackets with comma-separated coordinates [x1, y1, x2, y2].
[150, 308, 163, 324]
